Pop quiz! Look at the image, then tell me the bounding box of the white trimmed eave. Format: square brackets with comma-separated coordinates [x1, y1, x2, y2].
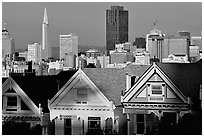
[49, 69, 80, 105]
[123, 64, 155, 102]
[81, 70, 111, 106]
[2, 77, 40, 114]
[155, 65, 188, 103]
[49, 69, 112, 107]
[123, 63, 188, 103]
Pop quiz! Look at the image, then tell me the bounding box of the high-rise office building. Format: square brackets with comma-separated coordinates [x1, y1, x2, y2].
[28, 43, 41, 63]
[60, 34, 78, 68]
[60, 33, 78, 60]
[2, 23, 15, 59]
[106, 6, 128, 54]
[148, 35, 189, 62]
[41, 7, 49, 60]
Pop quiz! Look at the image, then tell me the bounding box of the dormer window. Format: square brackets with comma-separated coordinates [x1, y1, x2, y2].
[4, 96, 18, 112]
[7, 96, 17, 106]
[147, 83, 165, 102]
[151, 85, 162, 95]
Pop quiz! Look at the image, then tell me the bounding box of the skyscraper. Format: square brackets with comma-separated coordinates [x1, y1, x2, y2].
[60, 33, 78, 60]
[60, 33, 78, 68]
[106, 6, 128, 54]
[2, 23, 15, 59]
[41, 7, 49, 61]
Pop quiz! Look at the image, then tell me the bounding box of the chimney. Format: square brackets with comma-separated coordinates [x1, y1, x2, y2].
[131, 76, 136, 87]
[126, 73, 131, 91]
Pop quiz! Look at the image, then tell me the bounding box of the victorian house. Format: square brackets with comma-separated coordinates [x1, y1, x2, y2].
[2, 60, 202, 135]
[2, 71, 76, 135]
[122, 60, 202, 134]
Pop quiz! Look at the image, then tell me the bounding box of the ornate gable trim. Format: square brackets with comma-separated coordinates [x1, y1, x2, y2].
[123, 63, 188, 103]
[49, 69, 111, 107]
[2, 77, 40, 114]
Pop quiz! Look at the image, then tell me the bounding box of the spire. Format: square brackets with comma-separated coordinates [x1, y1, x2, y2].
[43, 7, 48, 25]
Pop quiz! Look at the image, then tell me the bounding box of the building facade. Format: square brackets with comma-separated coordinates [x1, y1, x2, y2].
[122, 62, 202, 135]
[49, 69, 115, 135]
[133, 50, 150, 65]
[97, 55, 110, 68]
[191, 36, 202, 51]
[162, 54, 189, 63]
[2, 23, 15, 60]
[86, 49, 101, 58]
[147, 35, 189, 62]
[2, 61, 202, 135]
[133, 37, 146, 49]
[2, 77, 43, 135]
[28, 43, 41, 64]
[19, 51, 28, 61]
[106, 6, 128, 53]
[60, 34, 78, 60]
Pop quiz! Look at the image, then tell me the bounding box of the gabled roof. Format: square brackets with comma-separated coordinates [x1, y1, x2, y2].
[123, 63, 189, 103]
[123, 62, 201, 109]
[84, 62, 201, 107]
[50, 69, 111, 106]
[10, 70, 76, 113]
[83, 64, 150, 106]
[157, 61, 202, 107]
[2, 77, 39, 114]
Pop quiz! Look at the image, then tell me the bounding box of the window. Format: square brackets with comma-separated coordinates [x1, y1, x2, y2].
[64, 118, 72, 135]
[88, 117, 101, 130]
[77, 89, 87, 99]
[137, 114, 144, 134]
[7, 96, 17, 106]
[77, 88, 87, 104]
[148, 83, 165, 102]
[152, 85, 162, 95]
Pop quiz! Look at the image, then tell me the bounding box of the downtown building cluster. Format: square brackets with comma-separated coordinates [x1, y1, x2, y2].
[2, 5, 202, 135]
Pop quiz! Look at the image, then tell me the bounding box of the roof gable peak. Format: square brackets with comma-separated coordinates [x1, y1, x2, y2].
[123, 63, 188, 103]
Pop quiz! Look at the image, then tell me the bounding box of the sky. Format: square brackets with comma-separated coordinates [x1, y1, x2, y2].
[2, 2, 202, 50]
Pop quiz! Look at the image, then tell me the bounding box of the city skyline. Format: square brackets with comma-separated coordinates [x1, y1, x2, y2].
[2, 2, 202, 51]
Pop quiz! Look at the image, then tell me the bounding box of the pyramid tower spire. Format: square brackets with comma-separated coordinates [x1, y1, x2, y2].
[43, 7, 48, 25]
[41, 7, 49, 60]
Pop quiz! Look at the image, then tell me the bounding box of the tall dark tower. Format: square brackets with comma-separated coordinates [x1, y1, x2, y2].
[106, 6, 128, 54]
[41, 7, 49, 61]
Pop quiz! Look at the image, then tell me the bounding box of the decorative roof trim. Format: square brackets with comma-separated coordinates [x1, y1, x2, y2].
[123, 63, 188, 103]
[2, 77, 40, 114]
[49, 69, 111, 107]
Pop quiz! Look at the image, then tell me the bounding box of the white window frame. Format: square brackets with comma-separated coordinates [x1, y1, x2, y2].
[151, 84, 163, 96]
[147, 82, 165, 102]
[3, 91, 32, 113]
[3, 93, 20, 112]
[148, 83, 165, 96]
